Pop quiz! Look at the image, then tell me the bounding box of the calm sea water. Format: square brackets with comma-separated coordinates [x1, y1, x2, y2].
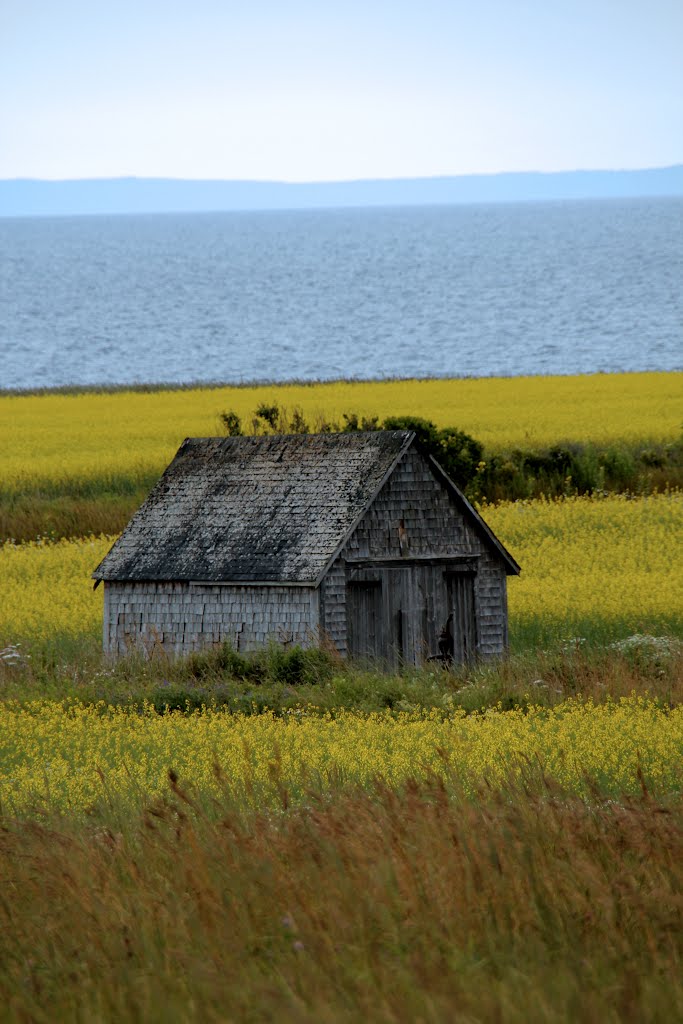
[1, 198, 681, 391]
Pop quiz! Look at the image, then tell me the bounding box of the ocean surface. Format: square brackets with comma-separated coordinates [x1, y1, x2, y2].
[1, 198, 682, 391]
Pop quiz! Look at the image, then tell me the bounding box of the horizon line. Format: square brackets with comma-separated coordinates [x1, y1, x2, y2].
[3, 163, 683, 185]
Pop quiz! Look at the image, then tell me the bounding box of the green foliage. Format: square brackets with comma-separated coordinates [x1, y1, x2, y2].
[640, 447, 666, 468]
[382, 416, 484, 491]
[289, 407, 309, 434]
[3, 638, 683, 719]
[186, 641, 256, 680]
[437, 427, 484, 489]
[219, 402, 683, 504]
[472, 439, 683, 503]
[340, 412, 380, 432]
[254, 402, 280, 430]
[185, 642, 336, 688]
[601, 445, 636, 485]
[9, 406, 675, 545]
[265, 644, 334, 685]
[219, 411, 242, 436]
[234, 402, 313, 435]
[382, 414, 440, 450]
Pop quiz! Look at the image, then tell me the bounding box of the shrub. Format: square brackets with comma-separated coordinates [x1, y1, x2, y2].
[265, 645, 335, 686]
[185, 642, 335, 687]
[382, 415, 440, 451]
[570, 446, 603, 493]
[187, 643, 256, 681]
[289, 407, 309, 434]
[640, 448, 666, 468]
[437, 427, 484, 489]
[216, 402, 682, 503]
[340, 412, 380, 432]
[254, 403, 281, 431]
[601, 446, 637, 489]
[219, 411, 242, 436]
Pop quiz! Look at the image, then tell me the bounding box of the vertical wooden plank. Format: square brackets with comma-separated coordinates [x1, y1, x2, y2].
[410, 566, 421, 666]
[368, 583, 378, 656]
[103, 584, 110, 654]
[448, 574, 477, 665]
[466, 576, 477, 662]
[457, 577, 468, 663]
[397, 608, 405, 666]
[501, 572, 509, 651]
[385, 568, 402, 669]
[346, 581, 383, 662]
[401, 567, 412, 665]
[420, 603, 429, 665]
[425, 565, 440, 660]
[413, 566, 429, 666]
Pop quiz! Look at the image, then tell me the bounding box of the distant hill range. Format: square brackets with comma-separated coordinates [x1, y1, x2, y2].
[2, 166, 682, 217]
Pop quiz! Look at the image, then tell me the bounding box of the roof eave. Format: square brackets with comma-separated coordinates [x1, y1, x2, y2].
[91, 573, 319, 586]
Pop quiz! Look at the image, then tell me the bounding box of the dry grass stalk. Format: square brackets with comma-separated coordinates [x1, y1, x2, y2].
[1, 775, 682, 1021]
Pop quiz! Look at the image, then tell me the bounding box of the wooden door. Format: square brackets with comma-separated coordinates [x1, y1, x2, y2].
[447, 573, 477, 664]
[346, 580, 383, 662]
[386, 567, 430, 668]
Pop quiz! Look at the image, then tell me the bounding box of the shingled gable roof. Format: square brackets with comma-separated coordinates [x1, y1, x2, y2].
[93, 431, 519, 586]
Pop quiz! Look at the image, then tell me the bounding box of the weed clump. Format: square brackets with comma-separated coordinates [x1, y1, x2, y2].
[185, 642, 336, 688]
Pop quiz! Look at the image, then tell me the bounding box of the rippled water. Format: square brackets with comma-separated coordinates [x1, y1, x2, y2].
[1, 198, 681, 390]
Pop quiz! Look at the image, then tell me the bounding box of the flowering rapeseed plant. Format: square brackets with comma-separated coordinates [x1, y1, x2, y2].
[487, 492, 683, 645]
[0, 697, 681, 815]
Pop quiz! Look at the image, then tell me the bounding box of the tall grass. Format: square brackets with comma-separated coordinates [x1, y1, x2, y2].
[1, 775, 682, 1021]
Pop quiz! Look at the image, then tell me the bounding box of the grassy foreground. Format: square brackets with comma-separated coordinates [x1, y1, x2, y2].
[2, 772, 683, 1021]
[1, 636, 682, 1020]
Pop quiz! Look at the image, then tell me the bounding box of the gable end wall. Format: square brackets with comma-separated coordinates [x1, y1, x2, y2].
[320, 448, 509, 658]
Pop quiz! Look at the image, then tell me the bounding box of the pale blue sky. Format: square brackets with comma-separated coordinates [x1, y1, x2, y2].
[2, 0, 681, 180]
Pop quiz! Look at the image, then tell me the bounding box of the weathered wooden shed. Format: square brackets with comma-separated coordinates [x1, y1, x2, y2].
[93, 431, 520, 665]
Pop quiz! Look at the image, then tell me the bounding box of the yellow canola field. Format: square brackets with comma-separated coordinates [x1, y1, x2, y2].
[0, 536, 109, 645]
[0, 493, 680, 649]
[0, 697, 681, 814]
[2, 371, 680, 494]
[485, 492, 683, 639]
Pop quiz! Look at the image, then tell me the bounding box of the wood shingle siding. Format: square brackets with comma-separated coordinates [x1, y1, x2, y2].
[103, 580, 319, 656]
[94, 432, 519, 664]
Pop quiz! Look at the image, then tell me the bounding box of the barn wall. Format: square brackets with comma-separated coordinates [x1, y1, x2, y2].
[103, 581, 320, 657]
[318, 560, 347, 658]
[321, 447, 509, 659]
